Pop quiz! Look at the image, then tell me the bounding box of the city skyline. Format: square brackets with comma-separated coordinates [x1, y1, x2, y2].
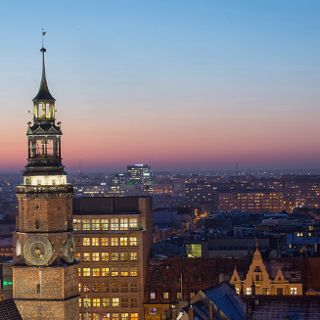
[1, 1, 320, 172]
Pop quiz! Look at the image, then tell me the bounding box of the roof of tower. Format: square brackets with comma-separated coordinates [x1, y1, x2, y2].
[33, 47, 55, 102]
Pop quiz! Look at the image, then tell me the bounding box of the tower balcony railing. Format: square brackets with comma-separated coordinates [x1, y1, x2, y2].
[16, 184, 73, 194]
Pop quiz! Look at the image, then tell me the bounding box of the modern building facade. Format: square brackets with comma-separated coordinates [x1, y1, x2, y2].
[12, 46, 79, 319]
[73, 196, 152, 320]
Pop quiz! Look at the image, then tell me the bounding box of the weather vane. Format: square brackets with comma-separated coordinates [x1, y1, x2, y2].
[42, 28, 46, 48]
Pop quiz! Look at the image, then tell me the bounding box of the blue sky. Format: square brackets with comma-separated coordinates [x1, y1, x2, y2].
[0, 1, 320, 171]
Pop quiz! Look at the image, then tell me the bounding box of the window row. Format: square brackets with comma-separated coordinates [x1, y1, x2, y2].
[82, 237, 138, 247]
[78, 251, 138, 262]
[150, 291, 188, 300]
[80, 297, 138, 308]
[74, 218, 139, 231]
[79, 282, 138, 293]
[79, 312, 139, 320]
[78, 267, 138, 277]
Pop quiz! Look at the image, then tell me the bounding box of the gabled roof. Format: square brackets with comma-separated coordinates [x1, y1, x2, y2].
[0, 299, 22, 320]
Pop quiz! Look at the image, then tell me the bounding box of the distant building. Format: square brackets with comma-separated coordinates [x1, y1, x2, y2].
[73, 196, 153, 320]
[218, 190, 285, 213]
[127, 164, 153, 193]
[230, 247, 303, 296]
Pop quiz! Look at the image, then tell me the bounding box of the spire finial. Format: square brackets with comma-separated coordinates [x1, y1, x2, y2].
[42, 28, 46, 49]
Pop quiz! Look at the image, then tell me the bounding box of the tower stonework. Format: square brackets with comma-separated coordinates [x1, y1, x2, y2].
[13, 46, 79, 320]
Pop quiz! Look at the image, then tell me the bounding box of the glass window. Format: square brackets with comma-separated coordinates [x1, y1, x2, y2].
[120, 252, 129, 261]
[130, 283, 138, 292]
[112, 314, 120, 320]
[92, 252, 100, 261]
[110, 218, 119, 230]
[102, 314, 111, 320]
[82, 219, 91, 231]
[111, 253, 119, 261]
[120, 269, 129, 277]
[82, 238, 90, 246]
[83, 298, 91, 308]
[177, 292, 182, 300]
[163, 292, 169, 299]
[112, 298, 120, 307]
[129, 237, 137, 246]
[246, 287, 252, 295]
[92, 219, 100, 231]
[129, 219, 138, 229]
[101, 219, 109, 230]
[131, 313, 138, 320]
[120, 237, 128, 246]
[102, 298, 110, 307]
[73, 219, 81, 230]
[101, 238, 109, 246]
[121, 283, 129, 292]
[92, 268, 100, 276]
[101, 268, 109, 277]
[111, 268, 119, 277]
[129, 252, 138, 261]
[130, 268, 138, 277]
[131, 298, 138, 307]
[83, 252, 90, 261]
[121, 299, 128, 308]
[101, 252, 109, 261]
[92, 298, 100, 307]
[83, 283, 90, 292]
[121, 313, 129, 320]
[120, 218, 128, 230]
[111, 238, 119, 246]
[83, 268, 91, 277]
[290, 287, 297, 295]
[91, 238, 99, 246]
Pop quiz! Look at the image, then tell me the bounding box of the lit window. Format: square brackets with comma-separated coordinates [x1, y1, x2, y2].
[121, 313, 129, 320]
[112, 298, 120, 307]
[131, 313, 138, 320]
[130, 268, 138, 277]
[101, 252, 109, 261]
[102, 314, 111, 320]
[177, 292, 182, 300]
[92, 298, 100, 307]
[129, 252, 138, 261]
[77, 268, 81, 276]
[111, 218, 119, 230]
[92, 238, 99, 246]
[83, 252, 90, 261]
[92, 219, 100, 231]
[83, 298, 91, 308]
[101, 219, 109, 230]
[246, 287, 252, 295]
[92, 252, 100, 261]
[111, 268, 119, 277]
[82, 238, 90, 246]
[102, 298, 110, 307]
[120, 237, 128, 246]
[82, 219, 91, 231]
[129, 237, 137, 246]
[101, 268, 109, 277]
[150, 308, 157, 316]
[290, 287, 298, 295]
[112, 314, 120, 320]
[150, 292, 155, 299]
[120, 252, 129, 261]
[120, 269, 129, 277]
[83, 283, 90, 292]
[163, 292, 169, 299]
[111, 238, 119, 246]
[83, 268, 91, 277]
[111, 253, 119, 261]
[129, 219, 138, 229]
[120, 218, 129, 230]
[73, 219, 81, 230]
[92, 268, 100, 276]
[101, 238, 109, 246]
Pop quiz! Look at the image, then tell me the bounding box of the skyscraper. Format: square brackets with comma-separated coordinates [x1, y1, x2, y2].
[12, 45, 79, 319]
[127, 164, 152, 193]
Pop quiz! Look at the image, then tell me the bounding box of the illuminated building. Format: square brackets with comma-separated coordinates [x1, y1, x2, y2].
[218, 190, 285, 213]
[230, 246, 303, 296]
[110, 173, 129, 195]
[127, 164, 152, 193]
[12, 45, 79, 319]
[73, 196, 152, 320]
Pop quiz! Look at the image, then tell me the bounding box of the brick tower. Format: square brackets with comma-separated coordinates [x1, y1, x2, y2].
[12, 44, 79, 319]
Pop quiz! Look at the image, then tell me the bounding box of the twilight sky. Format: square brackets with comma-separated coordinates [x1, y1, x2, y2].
[0, 0, 320, 172]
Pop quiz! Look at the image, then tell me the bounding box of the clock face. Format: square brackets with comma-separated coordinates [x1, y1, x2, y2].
[62, 234, 75, 263]
[23, 236, 53, 266]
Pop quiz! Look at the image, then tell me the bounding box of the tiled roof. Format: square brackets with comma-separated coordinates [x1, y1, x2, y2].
[0, 299, 22, 320]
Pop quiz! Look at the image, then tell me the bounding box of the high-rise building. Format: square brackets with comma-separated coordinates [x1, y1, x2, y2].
[73, 196, 152, 320]
[12, 46, 79, 319]
[127, 164, 152, 193]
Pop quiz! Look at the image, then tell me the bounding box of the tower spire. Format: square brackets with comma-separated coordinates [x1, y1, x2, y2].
[33, 44, 55, 102]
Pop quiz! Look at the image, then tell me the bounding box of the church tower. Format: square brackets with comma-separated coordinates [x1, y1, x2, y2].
[12, 45, 79, 319]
